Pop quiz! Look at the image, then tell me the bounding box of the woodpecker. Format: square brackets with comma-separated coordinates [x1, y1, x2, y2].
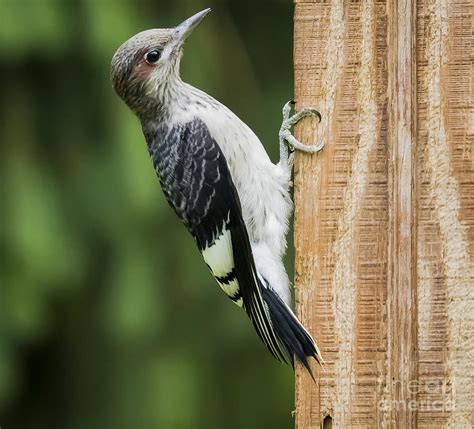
[111, 9, 324, 374]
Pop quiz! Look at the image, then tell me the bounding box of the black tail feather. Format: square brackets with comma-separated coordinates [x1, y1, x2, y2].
[260, 284, 323, 379]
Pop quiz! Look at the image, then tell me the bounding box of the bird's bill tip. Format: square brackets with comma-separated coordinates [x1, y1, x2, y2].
[174, 8, 211, 47]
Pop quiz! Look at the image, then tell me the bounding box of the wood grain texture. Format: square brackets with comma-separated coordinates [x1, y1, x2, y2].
[293, 0, 473, 427]
[416, 0, 474, 426]
[386, 0, 418, 427]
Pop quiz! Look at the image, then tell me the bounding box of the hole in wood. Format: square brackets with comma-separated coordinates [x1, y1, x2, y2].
[322, 415, 332, 429]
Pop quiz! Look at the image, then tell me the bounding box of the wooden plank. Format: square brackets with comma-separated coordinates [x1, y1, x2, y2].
[293, 1, 390, 427]
[386, 0, 418, 426]
[293, 0, 473, 427]
[416, 0, 474, 426]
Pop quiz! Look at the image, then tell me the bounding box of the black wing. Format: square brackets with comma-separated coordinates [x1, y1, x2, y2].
[147, 118, 287, 362]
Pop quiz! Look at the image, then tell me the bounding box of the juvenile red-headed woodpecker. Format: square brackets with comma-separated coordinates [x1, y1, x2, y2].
[111, 9, 324, 374]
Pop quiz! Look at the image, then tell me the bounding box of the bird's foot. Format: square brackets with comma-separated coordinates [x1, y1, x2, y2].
[279, 100, 324, 166]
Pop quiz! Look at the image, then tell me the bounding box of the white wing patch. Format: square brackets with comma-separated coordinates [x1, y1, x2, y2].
[232, 296, 243, 307]
[217, 278, 239, 297]
[202, 227, 233, 277]
[216, 278, 242, 307]
[202, 225, 242, 307]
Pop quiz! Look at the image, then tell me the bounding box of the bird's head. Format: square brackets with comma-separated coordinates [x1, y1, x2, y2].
[111, 8, 211, 117]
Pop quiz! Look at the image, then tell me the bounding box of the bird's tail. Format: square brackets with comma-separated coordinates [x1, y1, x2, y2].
[259, 279, 324, 377]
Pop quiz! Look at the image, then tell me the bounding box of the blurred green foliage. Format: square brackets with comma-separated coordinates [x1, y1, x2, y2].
[0, 0, 296, 428]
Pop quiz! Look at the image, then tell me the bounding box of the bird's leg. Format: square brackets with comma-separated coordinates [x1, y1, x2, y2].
[278, 100, 325, 167]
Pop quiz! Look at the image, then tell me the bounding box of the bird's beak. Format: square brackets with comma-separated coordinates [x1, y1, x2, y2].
[173, 8, 211, 49]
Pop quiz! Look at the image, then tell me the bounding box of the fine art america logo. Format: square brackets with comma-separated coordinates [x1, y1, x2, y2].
[377, 378, 461, 412]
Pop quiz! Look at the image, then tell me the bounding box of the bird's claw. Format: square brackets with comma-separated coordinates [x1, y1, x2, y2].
[279, 101, 324, 165]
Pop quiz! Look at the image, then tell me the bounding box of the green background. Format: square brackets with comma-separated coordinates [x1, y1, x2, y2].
[0, 0, 297, 428]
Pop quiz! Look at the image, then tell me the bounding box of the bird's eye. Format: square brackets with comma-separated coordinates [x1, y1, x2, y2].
[145, 49, 161, 64]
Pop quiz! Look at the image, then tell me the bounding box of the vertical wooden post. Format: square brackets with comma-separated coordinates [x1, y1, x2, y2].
[293, 0, 473, 427]
[386, 0, 418, 426]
